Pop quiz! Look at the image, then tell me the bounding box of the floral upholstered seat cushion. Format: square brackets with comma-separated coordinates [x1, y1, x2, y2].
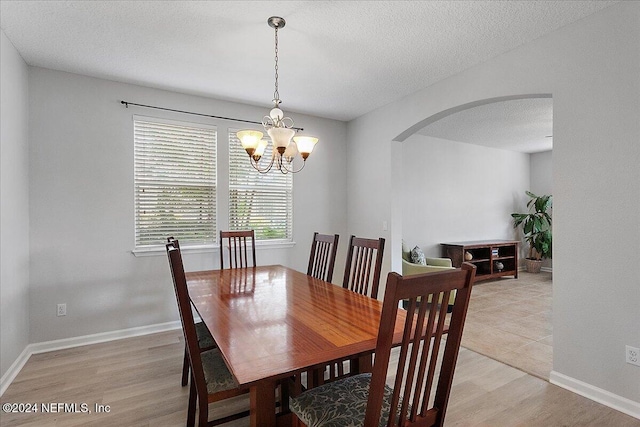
[201, 349, 238, 394]
[289, 373, 398, 427]
[195, 321, 216, 348]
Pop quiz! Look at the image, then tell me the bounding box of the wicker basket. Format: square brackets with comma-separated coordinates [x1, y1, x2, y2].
[525, 258, 542, 273]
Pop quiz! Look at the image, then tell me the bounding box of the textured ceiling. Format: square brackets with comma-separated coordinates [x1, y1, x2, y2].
[417, 98, 553, 153]
[0, 0, 615, 124]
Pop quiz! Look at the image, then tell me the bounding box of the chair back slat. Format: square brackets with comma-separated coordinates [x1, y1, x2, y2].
[307, 232, 339, 282]
[417, 290, 450, 417]
[365, 263, 476, 427]
[342, 235, 385, 298]
[165, 241, 208, 402]
[220, 230, 256, 269]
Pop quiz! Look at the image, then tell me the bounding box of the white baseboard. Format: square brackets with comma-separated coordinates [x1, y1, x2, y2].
[0, 321, 181, 397]
[0, 345, 32, 397]
[550, 371, 640, 420]
[27, 320, 181, 355]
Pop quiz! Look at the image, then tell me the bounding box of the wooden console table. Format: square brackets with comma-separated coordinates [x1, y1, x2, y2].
[441, 240, 518, 281]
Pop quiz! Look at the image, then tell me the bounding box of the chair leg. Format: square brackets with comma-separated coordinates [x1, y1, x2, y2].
[187, 377, 196, 427]
[182, 346, 190, 387]
[197, 387, 208, 427]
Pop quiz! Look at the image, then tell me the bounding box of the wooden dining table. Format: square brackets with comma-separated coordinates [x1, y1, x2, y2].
[186, 264, 407, 427]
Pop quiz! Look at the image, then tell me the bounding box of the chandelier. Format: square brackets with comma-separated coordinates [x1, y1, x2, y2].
[236, 16, 318, 174]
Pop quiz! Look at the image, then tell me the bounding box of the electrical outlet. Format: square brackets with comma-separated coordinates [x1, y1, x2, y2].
[57, 303, 67, 317]
[626, 345, 640, 366]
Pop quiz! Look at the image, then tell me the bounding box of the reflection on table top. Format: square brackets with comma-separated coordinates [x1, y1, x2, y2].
[186, 264, 405, 386]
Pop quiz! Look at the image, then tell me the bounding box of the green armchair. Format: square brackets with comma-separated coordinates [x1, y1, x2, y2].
[401, 243, 453, 275]
[401, 242, 456, 308]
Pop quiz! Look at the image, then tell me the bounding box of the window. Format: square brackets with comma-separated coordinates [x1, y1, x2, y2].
[134, 117, 216, 248]
[228, 129, 293, 241]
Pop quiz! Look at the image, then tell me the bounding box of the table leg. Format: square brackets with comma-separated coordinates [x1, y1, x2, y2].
[250, 380, 276, 427]
[357, 353, 373, 373]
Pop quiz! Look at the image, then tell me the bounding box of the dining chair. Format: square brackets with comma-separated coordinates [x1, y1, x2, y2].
[167, 237, 217, 388]
[219, 230, 256, 269]
[342, 235, 386, 299]
[290, 263, 477, 427]
[166, 242, 250, 426]
[310, 235, 385, 385]
[307, 232, 340, 282]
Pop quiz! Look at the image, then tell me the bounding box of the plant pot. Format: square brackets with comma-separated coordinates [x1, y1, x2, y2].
[525, 258, 542, 273]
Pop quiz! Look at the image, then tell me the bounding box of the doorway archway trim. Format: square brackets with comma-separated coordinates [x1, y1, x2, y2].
[393, 93, 552, 143]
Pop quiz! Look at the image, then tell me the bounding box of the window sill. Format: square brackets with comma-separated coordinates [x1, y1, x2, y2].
[131, 241, 296, 257]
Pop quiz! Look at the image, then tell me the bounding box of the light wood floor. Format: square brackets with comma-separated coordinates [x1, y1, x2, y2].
[2, 276, 638, 426]
[462, 271, 553, 380]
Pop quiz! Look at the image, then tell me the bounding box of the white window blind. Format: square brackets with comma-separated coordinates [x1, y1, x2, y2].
[134, 118, 216, 248]
[229, 129, 293, 241]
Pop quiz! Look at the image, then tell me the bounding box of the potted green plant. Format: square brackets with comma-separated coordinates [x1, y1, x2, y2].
[511, 191, 552, 273]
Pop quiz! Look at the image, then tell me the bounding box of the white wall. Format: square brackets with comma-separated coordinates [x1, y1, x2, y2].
[530, 150, 553, 196]
[348, 2, 639, 405]
[27, 68, 348, 343]
[402, 134, 529, 257]
[0, 30, 30, 378]
[530, 150, 553, 269]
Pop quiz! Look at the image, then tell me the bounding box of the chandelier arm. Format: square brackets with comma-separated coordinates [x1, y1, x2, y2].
[249, 149, 307, 174]
[280, 117, 294, 129]
[263, 116, 274, 129]
[249, 154, 275, 174]
[279, 157, 306, 174]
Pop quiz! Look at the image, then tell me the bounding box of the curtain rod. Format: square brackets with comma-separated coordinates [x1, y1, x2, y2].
[120, 100, 304, 131]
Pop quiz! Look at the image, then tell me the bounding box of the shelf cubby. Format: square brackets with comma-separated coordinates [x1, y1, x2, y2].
[440, 240, 519, 282]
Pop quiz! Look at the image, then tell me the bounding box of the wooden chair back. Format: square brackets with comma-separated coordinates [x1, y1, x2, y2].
[165, 242, 209, 410]
[307, 232, 340, 282]
[168, 236, 220, 388]
[219, 230, 256, 269]
[365, 263, 476, 427]
[342, 235, 385, 298]
[168, 240, 251, 426]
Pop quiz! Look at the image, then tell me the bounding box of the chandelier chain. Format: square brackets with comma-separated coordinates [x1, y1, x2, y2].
[273, 25, 280, 104]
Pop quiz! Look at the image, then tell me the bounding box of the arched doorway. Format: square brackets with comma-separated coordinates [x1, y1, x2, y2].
[392, 94, 553, 380]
